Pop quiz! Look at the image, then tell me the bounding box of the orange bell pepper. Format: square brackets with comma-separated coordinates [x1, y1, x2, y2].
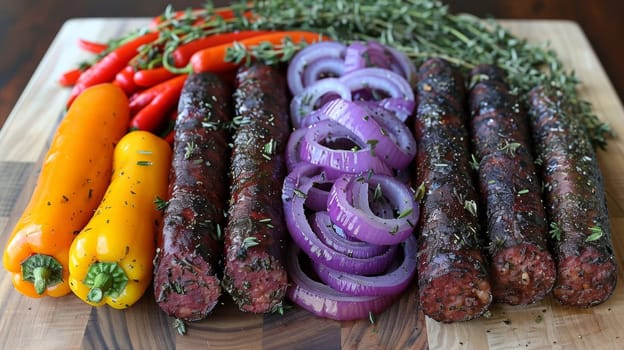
[68, 130, 171, 308]
[2, 83, 130, 298]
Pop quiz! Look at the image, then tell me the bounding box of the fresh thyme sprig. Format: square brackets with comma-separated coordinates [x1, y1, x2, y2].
[224, 0, 612, 148]
[115, 0, 611, 148]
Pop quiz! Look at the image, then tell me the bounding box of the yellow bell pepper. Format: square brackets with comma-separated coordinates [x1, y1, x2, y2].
[68, 130, 171, 309]
[2, 83, 129, 298]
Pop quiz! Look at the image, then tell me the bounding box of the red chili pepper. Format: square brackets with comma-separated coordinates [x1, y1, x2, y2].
[129, 74, 181, 115]
[171, 30, 272, 67]
[67, 32, 159, 108]
[78, 38, 108, 54]
[58, 68, 82, 87]
[113, 66, 138, 95]
[133, 67, 177, 87]
[190, 31, 326, 73]
[129, 74, 187, 132]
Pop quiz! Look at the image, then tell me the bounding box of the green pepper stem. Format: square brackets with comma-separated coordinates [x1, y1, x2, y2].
[32, 266, 51, 295]
[84, 262, 129, 303]
[87, 272, 113, 303]
[20, 254, 64, 295]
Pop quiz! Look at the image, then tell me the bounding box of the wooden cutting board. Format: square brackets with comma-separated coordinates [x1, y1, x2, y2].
[0, 18, 623, 350]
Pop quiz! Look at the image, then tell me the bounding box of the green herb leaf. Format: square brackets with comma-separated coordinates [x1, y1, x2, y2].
[154, 196, 168, 211]
[469, 154, 480, 171]
[414, 182, 426, 201]
[397, 208, 413, 219]
[549, 221, 562, 241]
[373, 183, 383, 201]
[242, 236, 260, 250]
[184, 141, 197, 160]
[368, 311, 376, 325]
[586, 225, 604, 242]
[366, 139, 379, 156]
[464, 200, 477, 217]
[498, 141, 521, 155]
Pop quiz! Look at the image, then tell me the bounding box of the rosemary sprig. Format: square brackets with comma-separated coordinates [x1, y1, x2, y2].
[220, 0, 613, 148]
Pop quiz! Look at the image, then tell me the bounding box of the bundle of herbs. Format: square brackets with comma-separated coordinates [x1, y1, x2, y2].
[132, 0, 614, 147]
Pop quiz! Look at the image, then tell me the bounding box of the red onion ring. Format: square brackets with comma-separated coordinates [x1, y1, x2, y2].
[338, 67, 414, 121]
[311, 211, 389, 259]
[327, 174, 419, 245]
[287, 41, 347, 96]
[286, 245, 397, 321]
[378, 97, 416, 121]
[298, 120, 393, 176]
[289, 78, 352, 129]
[282, 163, 335, 213]
[282, 175, 398, 275]
[285, 127, 309, 172]
[386, 46, 417, 87]
[302, 56, 345, 87]
[306, 181, 333, 213]
[313, 234, 418, 296]
[344, 41, 394, 73]
[314, 99, 417, 169]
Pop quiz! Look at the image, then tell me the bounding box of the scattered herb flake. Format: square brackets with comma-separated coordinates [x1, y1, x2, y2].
[154, 196, 168, 211]
[293, 188, 307, 199]
[366, 139, 379, 156]
[173, 318, 186, 336]
[373, 183, 383, 201]
[470, 154, 480, 171]
[184, 141, 196, 159]
[397, 208, 413, 219]
[586, 225, 604, 242]
[464, 200, 477, 217]
[242, 236, 260, 249]
[498, 141, 521, 155]
[414, 182, 426, 201]
[549, 221, 562, 241]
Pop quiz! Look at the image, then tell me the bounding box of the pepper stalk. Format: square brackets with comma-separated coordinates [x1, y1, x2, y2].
[21, 254, 63, 295]
[84, 262, 128, 303]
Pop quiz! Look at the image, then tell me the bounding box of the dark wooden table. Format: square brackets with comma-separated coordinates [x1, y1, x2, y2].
[1, 0, 622, 129]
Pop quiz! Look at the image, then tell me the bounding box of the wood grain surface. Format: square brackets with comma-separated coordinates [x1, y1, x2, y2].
[0, 18, 623, 350]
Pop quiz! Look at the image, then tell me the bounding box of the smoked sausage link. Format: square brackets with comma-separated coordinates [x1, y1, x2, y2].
[468, 65, 556, 305]
[153, 73, 233, 321]
[527, 86, 617, 307]
[222, 63, 290, 313]
[414, 58, 492, 322]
